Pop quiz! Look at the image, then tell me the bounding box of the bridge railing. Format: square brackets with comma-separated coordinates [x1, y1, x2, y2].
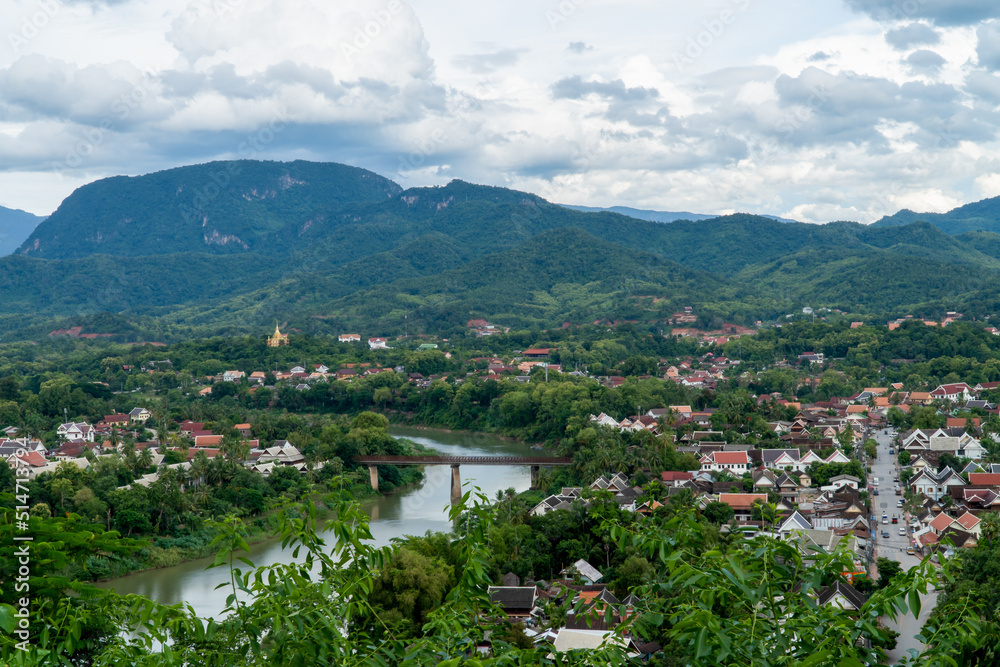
[355, 455, 572, 465]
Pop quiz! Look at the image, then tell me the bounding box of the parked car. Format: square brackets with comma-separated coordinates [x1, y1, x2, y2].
[873, 489, 879, 495]
[899, 527, 906, 536]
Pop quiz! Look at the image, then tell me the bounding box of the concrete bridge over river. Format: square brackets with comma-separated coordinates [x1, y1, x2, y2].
[355, 455, 573, 503]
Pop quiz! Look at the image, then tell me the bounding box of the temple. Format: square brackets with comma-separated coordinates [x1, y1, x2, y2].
[267, 324, 289, 347]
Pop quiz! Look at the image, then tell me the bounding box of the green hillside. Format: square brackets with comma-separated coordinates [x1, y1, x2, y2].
[18, 160, 401, 259]
[872, 196, 1000, 235]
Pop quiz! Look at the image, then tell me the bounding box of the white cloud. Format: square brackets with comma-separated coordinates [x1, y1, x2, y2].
[2, 0, 1000, 224]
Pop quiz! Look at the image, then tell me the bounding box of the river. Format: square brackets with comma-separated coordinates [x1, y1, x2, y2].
[97, 426, 543, 619]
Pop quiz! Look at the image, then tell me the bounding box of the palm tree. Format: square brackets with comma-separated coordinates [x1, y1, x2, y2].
[190, 450, 209, 488]
[137, 447, 154, 472]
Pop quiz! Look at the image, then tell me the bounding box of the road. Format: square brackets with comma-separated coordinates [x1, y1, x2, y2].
[866, 426, 939, 664]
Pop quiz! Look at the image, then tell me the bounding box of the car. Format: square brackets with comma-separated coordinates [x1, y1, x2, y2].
[873, 489, 879, 495]
[906, 547, 915, 555]
[882, 517, 889, 524]
[892, 516, 898, 524]
[897, 499, 904, 506]
[895, 489, 901, 496]
[899, 527, 906, 536]
[882, 531, 890, 538]
[873, 477, 879, 486]
[889, 449, 894, 455]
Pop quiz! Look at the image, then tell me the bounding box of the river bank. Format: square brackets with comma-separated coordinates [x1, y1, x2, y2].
[96, 427, 543, 618]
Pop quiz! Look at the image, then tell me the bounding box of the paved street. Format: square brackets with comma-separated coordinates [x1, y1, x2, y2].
[866, 427, 939, 664]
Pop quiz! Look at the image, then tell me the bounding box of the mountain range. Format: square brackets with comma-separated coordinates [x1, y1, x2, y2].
[0, 205, 46, 256]
[4, 160, 1000, 342]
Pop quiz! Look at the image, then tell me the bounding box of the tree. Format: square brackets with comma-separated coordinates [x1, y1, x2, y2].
[876, 557, 903, 589]
[366, 547, 453, 638]
[702, 501, 734, 525]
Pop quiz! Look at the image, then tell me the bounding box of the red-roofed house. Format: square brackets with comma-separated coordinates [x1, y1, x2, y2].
[955, 512, 982, 536]
[969, 473, 1000, 486]
[929, 513, 955, 536]
[195, 435, 223, 448]
[718, 493, 768, 520]
[700, 451, 751, 473]
[660, 471, 694, 486]
[929, 383, 973, 402]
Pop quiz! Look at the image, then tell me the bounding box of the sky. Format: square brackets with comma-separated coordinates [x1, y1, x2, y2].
[2, 0, 1000, 223]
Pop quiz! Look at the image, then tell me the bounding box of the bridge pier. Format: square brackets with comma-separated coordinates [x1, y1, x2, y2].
[451, 464, 462, 505]
[368, 465, 379, 492]
[530, 465, 540, 489]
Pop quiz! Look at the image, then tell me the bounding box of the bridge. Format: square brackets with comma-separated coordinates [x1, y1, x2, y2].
[355, 455, 573, 503]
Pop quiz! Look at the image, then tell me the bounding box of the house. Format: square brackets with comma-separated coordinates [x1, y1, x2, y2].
[815, 581, 867, 611]
[699, 451, 751, 473]
[338, 334, 361, 343]
[797, 352, 824, 365]
[129, 408, 152, 423]
[235, 423, 252, 438]
[561, 559, 602, 584]
[100, 414, 131, 429]
[222, 370, 246, 383]
[488, 586, 538, 618]
[589, 413, 619, 428]
[57, 422, 95, 443]
[179, 421, 205, 436]
[717, 493, 768, 521]
[660, 471, 694, 486]
[368, 337, 388, 350]
[929, 383, 973, 403]
[256, 441, 305, 466]
[249, 371, 267, 385]
[195, 435, 224, 448]
[826, 474, 860, 491]
[910, 467, 966, 501]
[776, 511, 812, 537]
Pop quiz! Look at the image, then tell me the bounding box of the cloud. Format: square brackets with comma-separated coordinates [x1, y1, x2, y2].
[885, 22, 941, 49]
[965, 70, 1000, 101]
[906, 49, 947, 72]
[551, 75, 659, 101]
[567, 42, 593, 53]
[452, 49, 526, 74]
[842, 0, 1000, 26]
[807, 51, 832, 61]
[977, 21, 1000, 70]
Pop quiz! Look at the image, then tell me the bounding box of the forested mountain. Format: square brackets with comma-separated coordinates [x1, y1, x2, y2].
[0, 205, 45, 256]
[18, 160, 401, 258]
[3, 159, 1000, 341]
[873, 195, 1000, 235]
